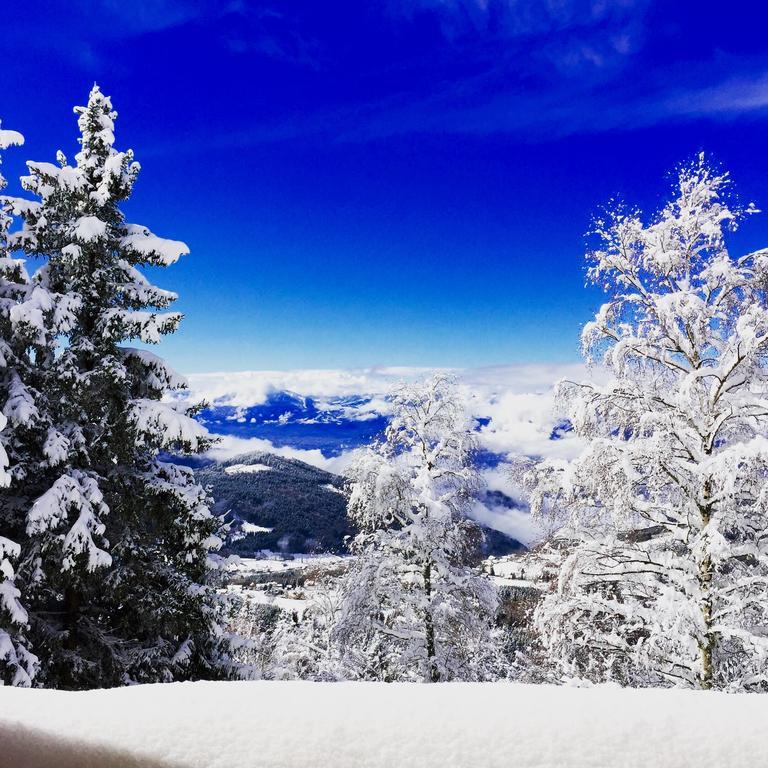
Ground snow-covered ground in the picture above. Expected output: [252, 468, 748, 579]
[229, 553, 348, 576]
[225, 553, 351, 618]
[228, 583, 310, 617]
[1, 681, 766, 768]
[224, 462, 273, 475]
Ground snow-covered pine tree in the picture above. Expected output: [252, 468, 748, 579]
[8, 86, 235, 688]
[527, 156, 768, 690]
[333, 374, 498, 682]
[0, 123, 40, 686]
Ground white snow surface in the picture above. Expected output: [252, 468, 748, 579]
[228, 585, 309, 617]
[230, 554, 348, 574]
[72, 215, 107, 242]
[240, 522, 273, 534]
[224, 462, 272, 475]
[0, 681, 766, 768]
[120, 224, 190, 266]
[0, 129, 24, 149]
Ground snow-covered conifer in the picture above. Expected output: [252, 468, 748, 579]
[8, 87, 235, 687]
[333, 374, 498, 682]
[0, 124, 39, 686]
[527, 156, 768, 690]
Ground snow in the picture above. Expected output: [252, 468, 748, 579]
[0, 681, 766, 768]
[0, 542, 27, 625]
[123, 348, 188, 390]
[0, 128, 24, 149]
[130, 398, 209, 451]
[9, 285, 54, 343]
[42, 428, 69, 466]
[491, 576, 539, 589]
[120, 223, 190, 266]
[72, 215, 106, 242]
[224, 462, 272, 475]
[23, 161, 84, 191]
[240, 522, 273, 534]
[2, 372, 38, 427]
[27, 471, 111, 573]
[229, 585, 309, 617]
[100, 308, 181, 344]
[231, 554, 348, 574]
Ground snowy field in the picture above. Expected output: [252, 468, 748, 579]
[0, 682, 765, 768]
[229, 553, 349, 576]
[226, 553, 352, 619]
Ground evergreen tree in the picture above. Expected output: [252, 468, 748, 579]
[8, 86, 235, 687]
[333, 374, 498, 682]
[527, 157, 768, 690]
[0, 123, 39, 686]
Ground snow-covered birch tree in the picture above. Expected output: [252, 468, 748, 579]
[527, 156, 768, 690]
[270, 576, 344, 681]
[7, 86, 235, 687]
[333, 374, 498, 682]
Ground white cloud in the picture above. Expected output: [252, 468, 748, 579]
[206, 434, 362, 476]
[471, 499, 543, 546]
[186, 362, 592, 405]
[188, 362, 605, 464]
[471, 466, 544, 545]
[388, 0, 648, 45]
[659, 73, 768, 119]
[185, 366, 433, 408]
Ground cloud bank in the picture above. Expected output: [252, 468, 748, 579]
[184, 363, 605, 545]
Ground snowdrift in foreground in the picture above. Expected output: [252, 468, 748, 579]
[0, 681, 765, 768]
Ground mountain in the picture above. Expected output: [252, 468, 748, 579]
[197, 450, 524, 556]
[197, 451, 352, 554]
[197, 391, 388, 455]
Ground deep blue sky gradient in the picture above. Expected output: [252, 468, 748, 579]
[3, 1, 768, 372]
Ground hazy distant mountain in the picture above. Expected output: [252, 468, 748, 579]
[197, 391, 388, 454]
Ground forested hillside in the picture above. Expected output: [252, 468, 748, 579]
[198, 452, 351, 554]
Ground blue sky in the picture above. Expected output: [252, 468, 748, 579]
[3, 1, 768, 373]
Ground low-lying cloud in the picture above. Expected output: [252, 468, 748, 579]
[185, 363, 605, 545]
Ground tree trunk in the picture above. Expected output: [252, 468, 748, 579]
[698, 477, 714, 690]
[423, 560, 439, 682]
[699, 551, 714, 689]
[64, 587, 80, 650]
